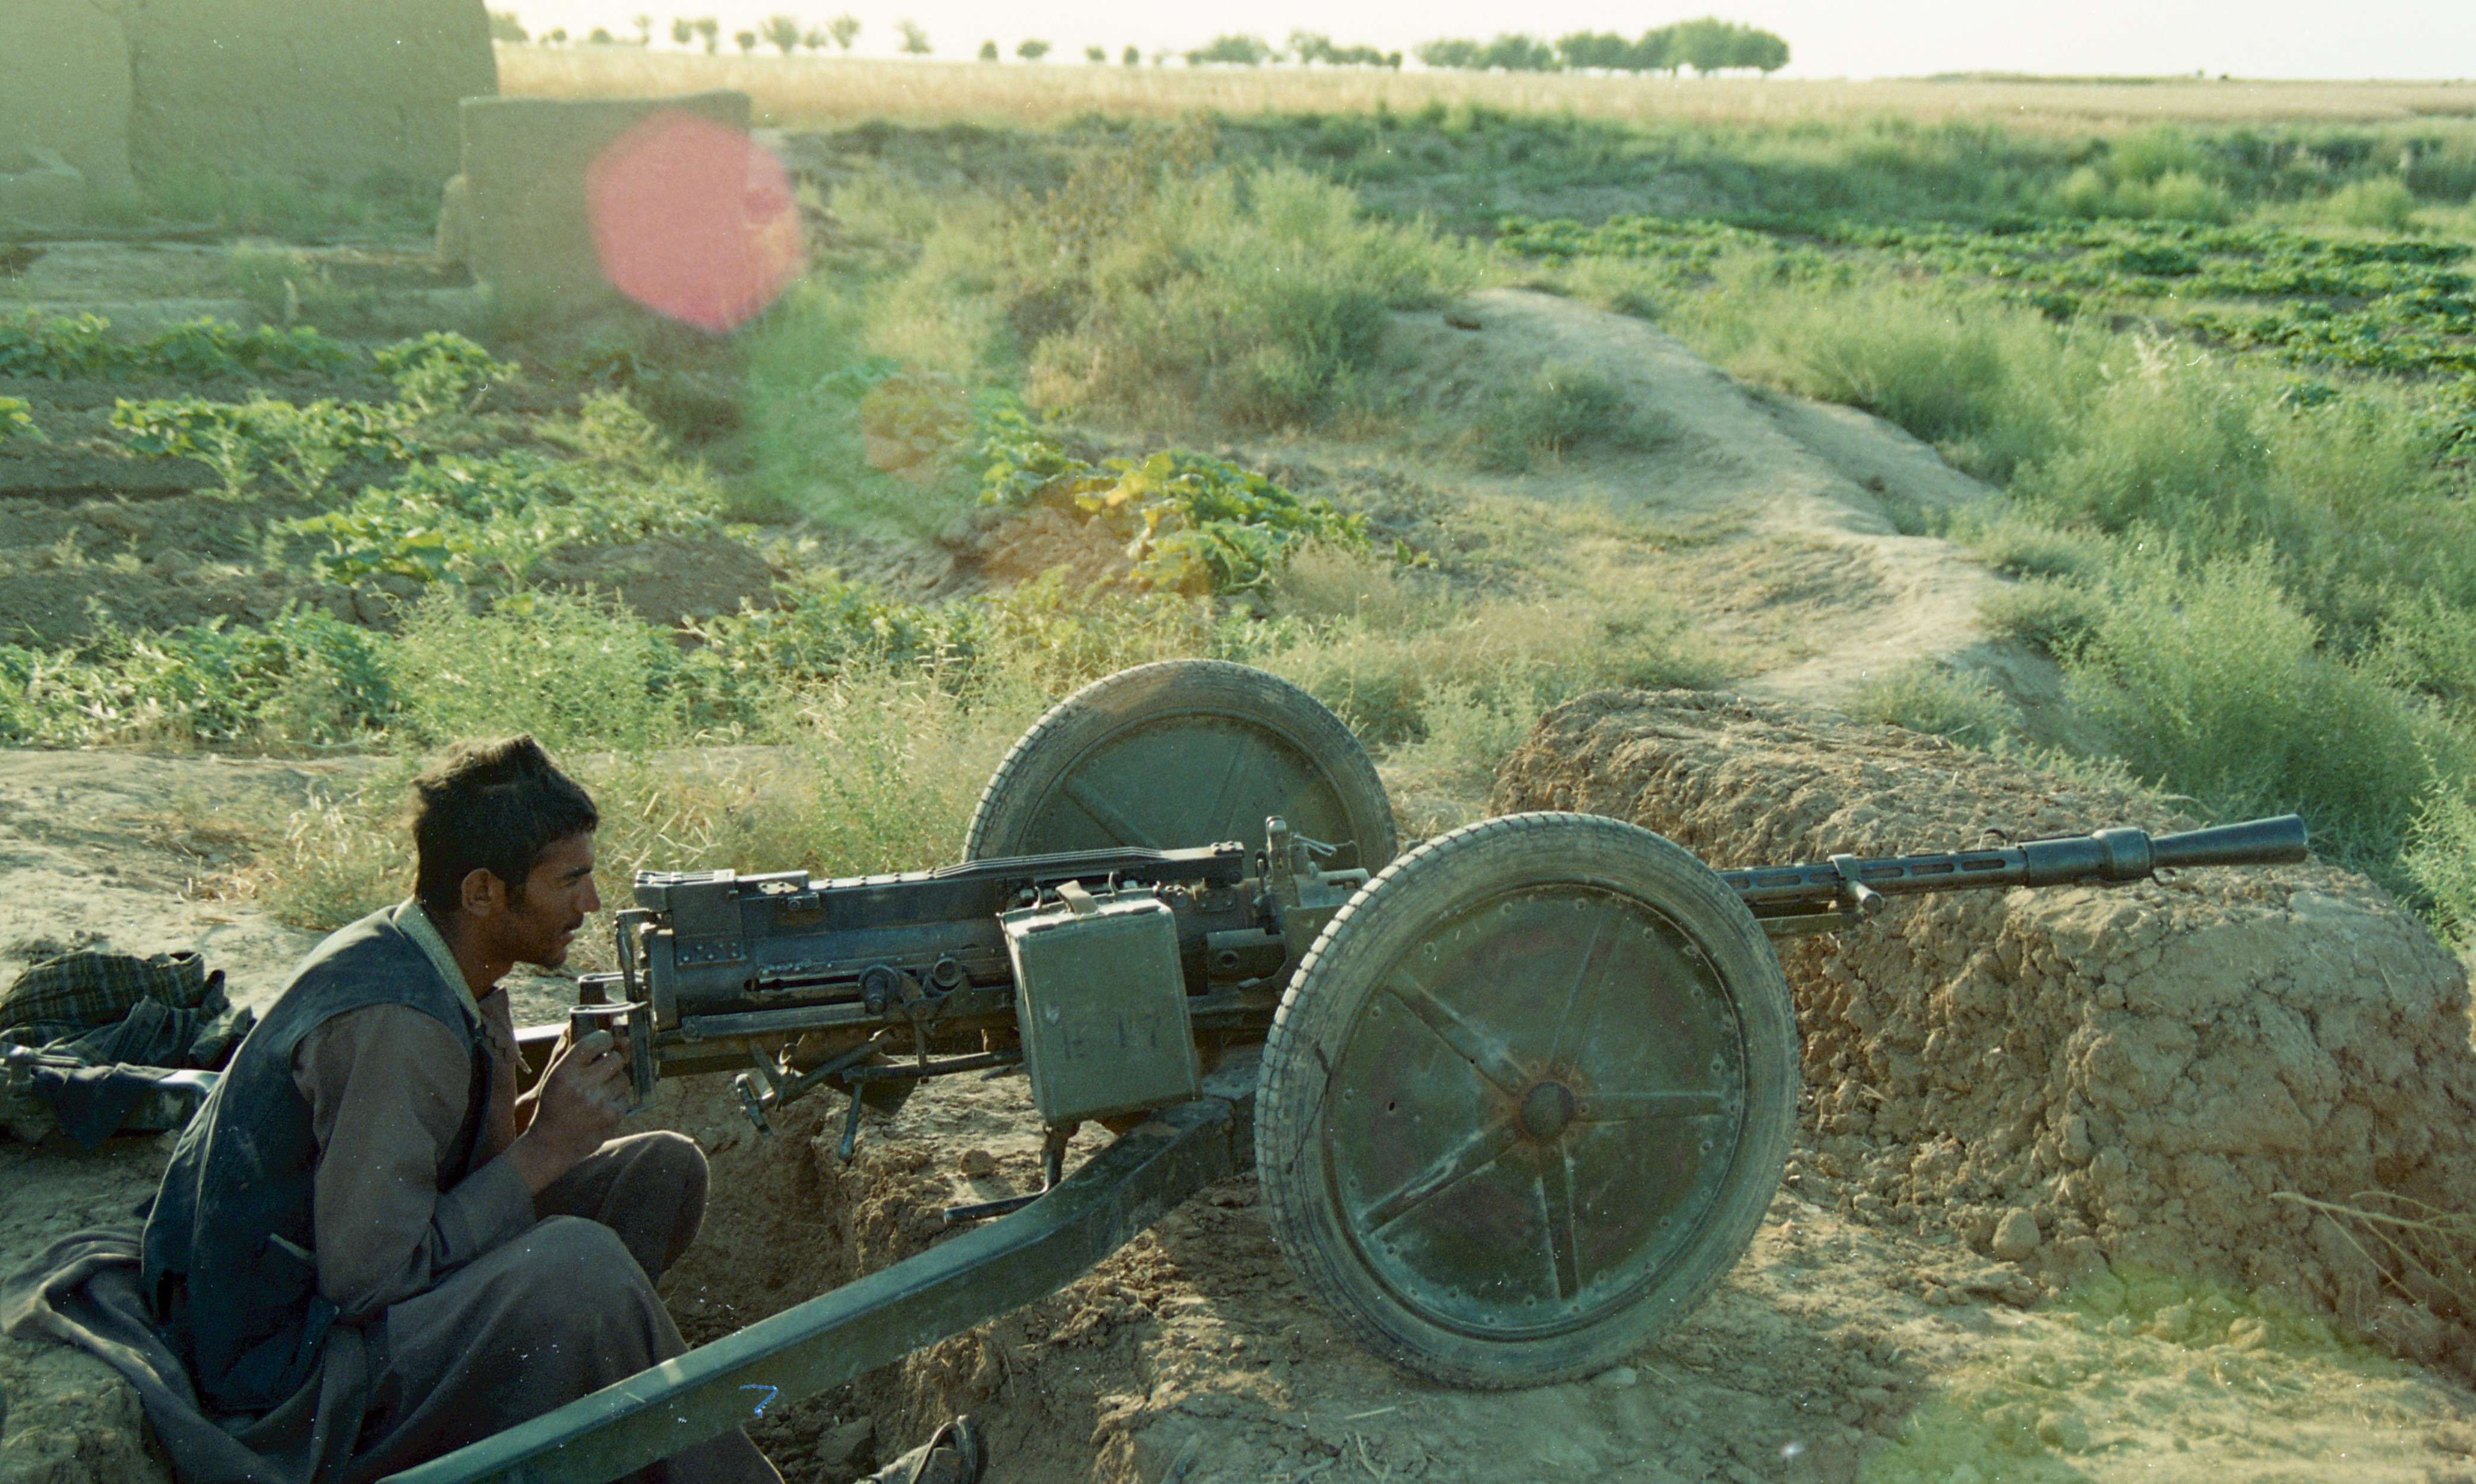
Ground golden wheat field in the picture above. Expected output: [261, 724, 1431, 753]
[495, 44, 2476, 134]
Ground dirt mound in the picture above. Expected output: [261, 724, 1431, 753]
[1370, 289, 2051, 717]
[659, 1071, 1920, 1484]
[1495, 688, 2476, 1357]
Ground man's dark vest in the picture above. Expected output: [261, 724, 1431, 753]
[140, 906, 491, 1415]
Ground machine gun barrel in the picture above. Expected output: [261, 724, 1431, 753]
[1716, 814, 2307, 928]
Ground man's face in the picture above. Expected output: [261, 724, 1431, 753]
[497, 833, 602, 970]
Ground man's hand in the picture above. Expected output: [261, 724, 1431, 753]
[502, 1029, 630, 1195]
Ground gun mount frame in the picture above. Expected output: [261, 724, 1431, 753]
[380, 660, 2309, 1484]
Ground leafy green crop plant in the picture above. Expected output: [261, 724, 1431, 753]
[289, 397, 724, 587]
[112, 395, 407, 499]
[0, 314, 358, 381]
[0, 398, 39, 447]
[975, 398, 1367, 594]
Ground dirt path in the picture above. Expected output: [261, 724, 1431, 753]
[1355, 287, 2054, 723]
[5, 289, 2474, 1484]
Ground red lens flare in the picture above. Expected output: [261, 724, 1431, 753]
[585, 110, 804, 332]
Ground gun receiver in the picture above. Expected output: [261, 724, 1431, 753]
[581, 817, 1370, 1146]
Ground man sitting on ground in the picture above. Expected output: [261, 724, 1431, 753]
[6, 736, 978, 1484]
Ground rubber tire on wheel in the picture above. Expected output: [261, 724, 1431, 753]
[962, 660, 1397, 872]
[1254, 812, 1797, 1388]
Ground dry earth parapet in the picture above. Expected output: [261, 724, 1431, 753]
[1493, 688, 2476, 1363]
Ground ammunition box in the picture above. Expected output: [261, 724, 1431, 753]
[1001, 888, 1199, 1126]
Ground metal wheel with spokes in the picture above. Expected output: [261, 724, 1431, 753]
[1254, 812, 1798, 1387]
[962, 659, 1397, 872]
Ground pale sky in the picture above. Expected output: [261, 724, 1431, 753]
[501, 0, 2476, 80]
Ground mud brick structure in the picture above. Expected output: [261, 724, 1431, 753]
[0, 0, 494, 225]
[434, 90, 753, 318]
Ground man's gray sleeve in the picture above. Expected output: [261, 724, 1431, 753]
[293, 1005, 536, 1320]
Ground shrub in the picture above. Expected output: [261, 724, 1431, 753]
[2011, 339, 2265, 533]
[0, 608, 393, 748]
[1671, 269, 2085, 483]
[2322, 176, 2419, 232]
[673, 571, 979, 727]
[1978, 578, 2102, 659]
[387, 588, 688, 753]
[253, 670, 1034, 932]
[1848, 663, 2019, 751]
[1535, 256, 1671, 321]
[2060, 545, 2447, 889]
[1020, 160, 1490, 428]
[736, 285, 982, 536]
[963, 567, 1258, 701]
[2133, 171, 2237, 224]
[2108, 126, 2207, 186]
[1469, 363, 1660, 472]
[1258, 555, 1719, 779]
[2371, 590, 2476, 724]
[2404, 783, 2476, 949]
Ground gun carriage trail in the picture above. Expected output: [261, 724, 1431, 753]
[3, 261, 2474, 1484]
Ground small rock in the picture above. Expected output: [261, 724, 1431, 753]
[816, 1417, 874, 1469]
[959, 1147, 996, 1178]
[2060, 1115, 2094, 1165]
[2035, 1412, 2090, 1453]
[1591, 1364, 1639, 1388]
[1989, 1208, 2041, 1261]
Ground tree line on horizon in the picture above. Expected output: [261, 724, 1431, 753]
[1419, 20, 1788, 75]
[488, 11, 1787, 73]
[490, 11, 918, 55]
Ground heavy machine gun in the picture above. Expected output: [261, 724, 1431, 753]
[394, 659, 2308, 1484]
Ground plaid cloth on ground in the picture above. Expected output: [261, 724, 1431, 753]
[0, 950, 225, 1045]
[2, 951, 246, 1144]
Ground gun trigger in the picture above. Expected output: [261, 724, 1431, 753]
[731, 1071, 776, 1137]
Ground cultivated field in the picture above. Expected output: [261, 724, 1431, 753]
[498, 46, 2476, 134]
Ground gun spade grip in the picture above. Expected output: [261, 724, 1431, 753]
[2148, 814, 2309, 871]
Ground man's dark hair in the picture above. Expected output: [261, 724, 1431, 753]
[410, 736, 599, 919]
